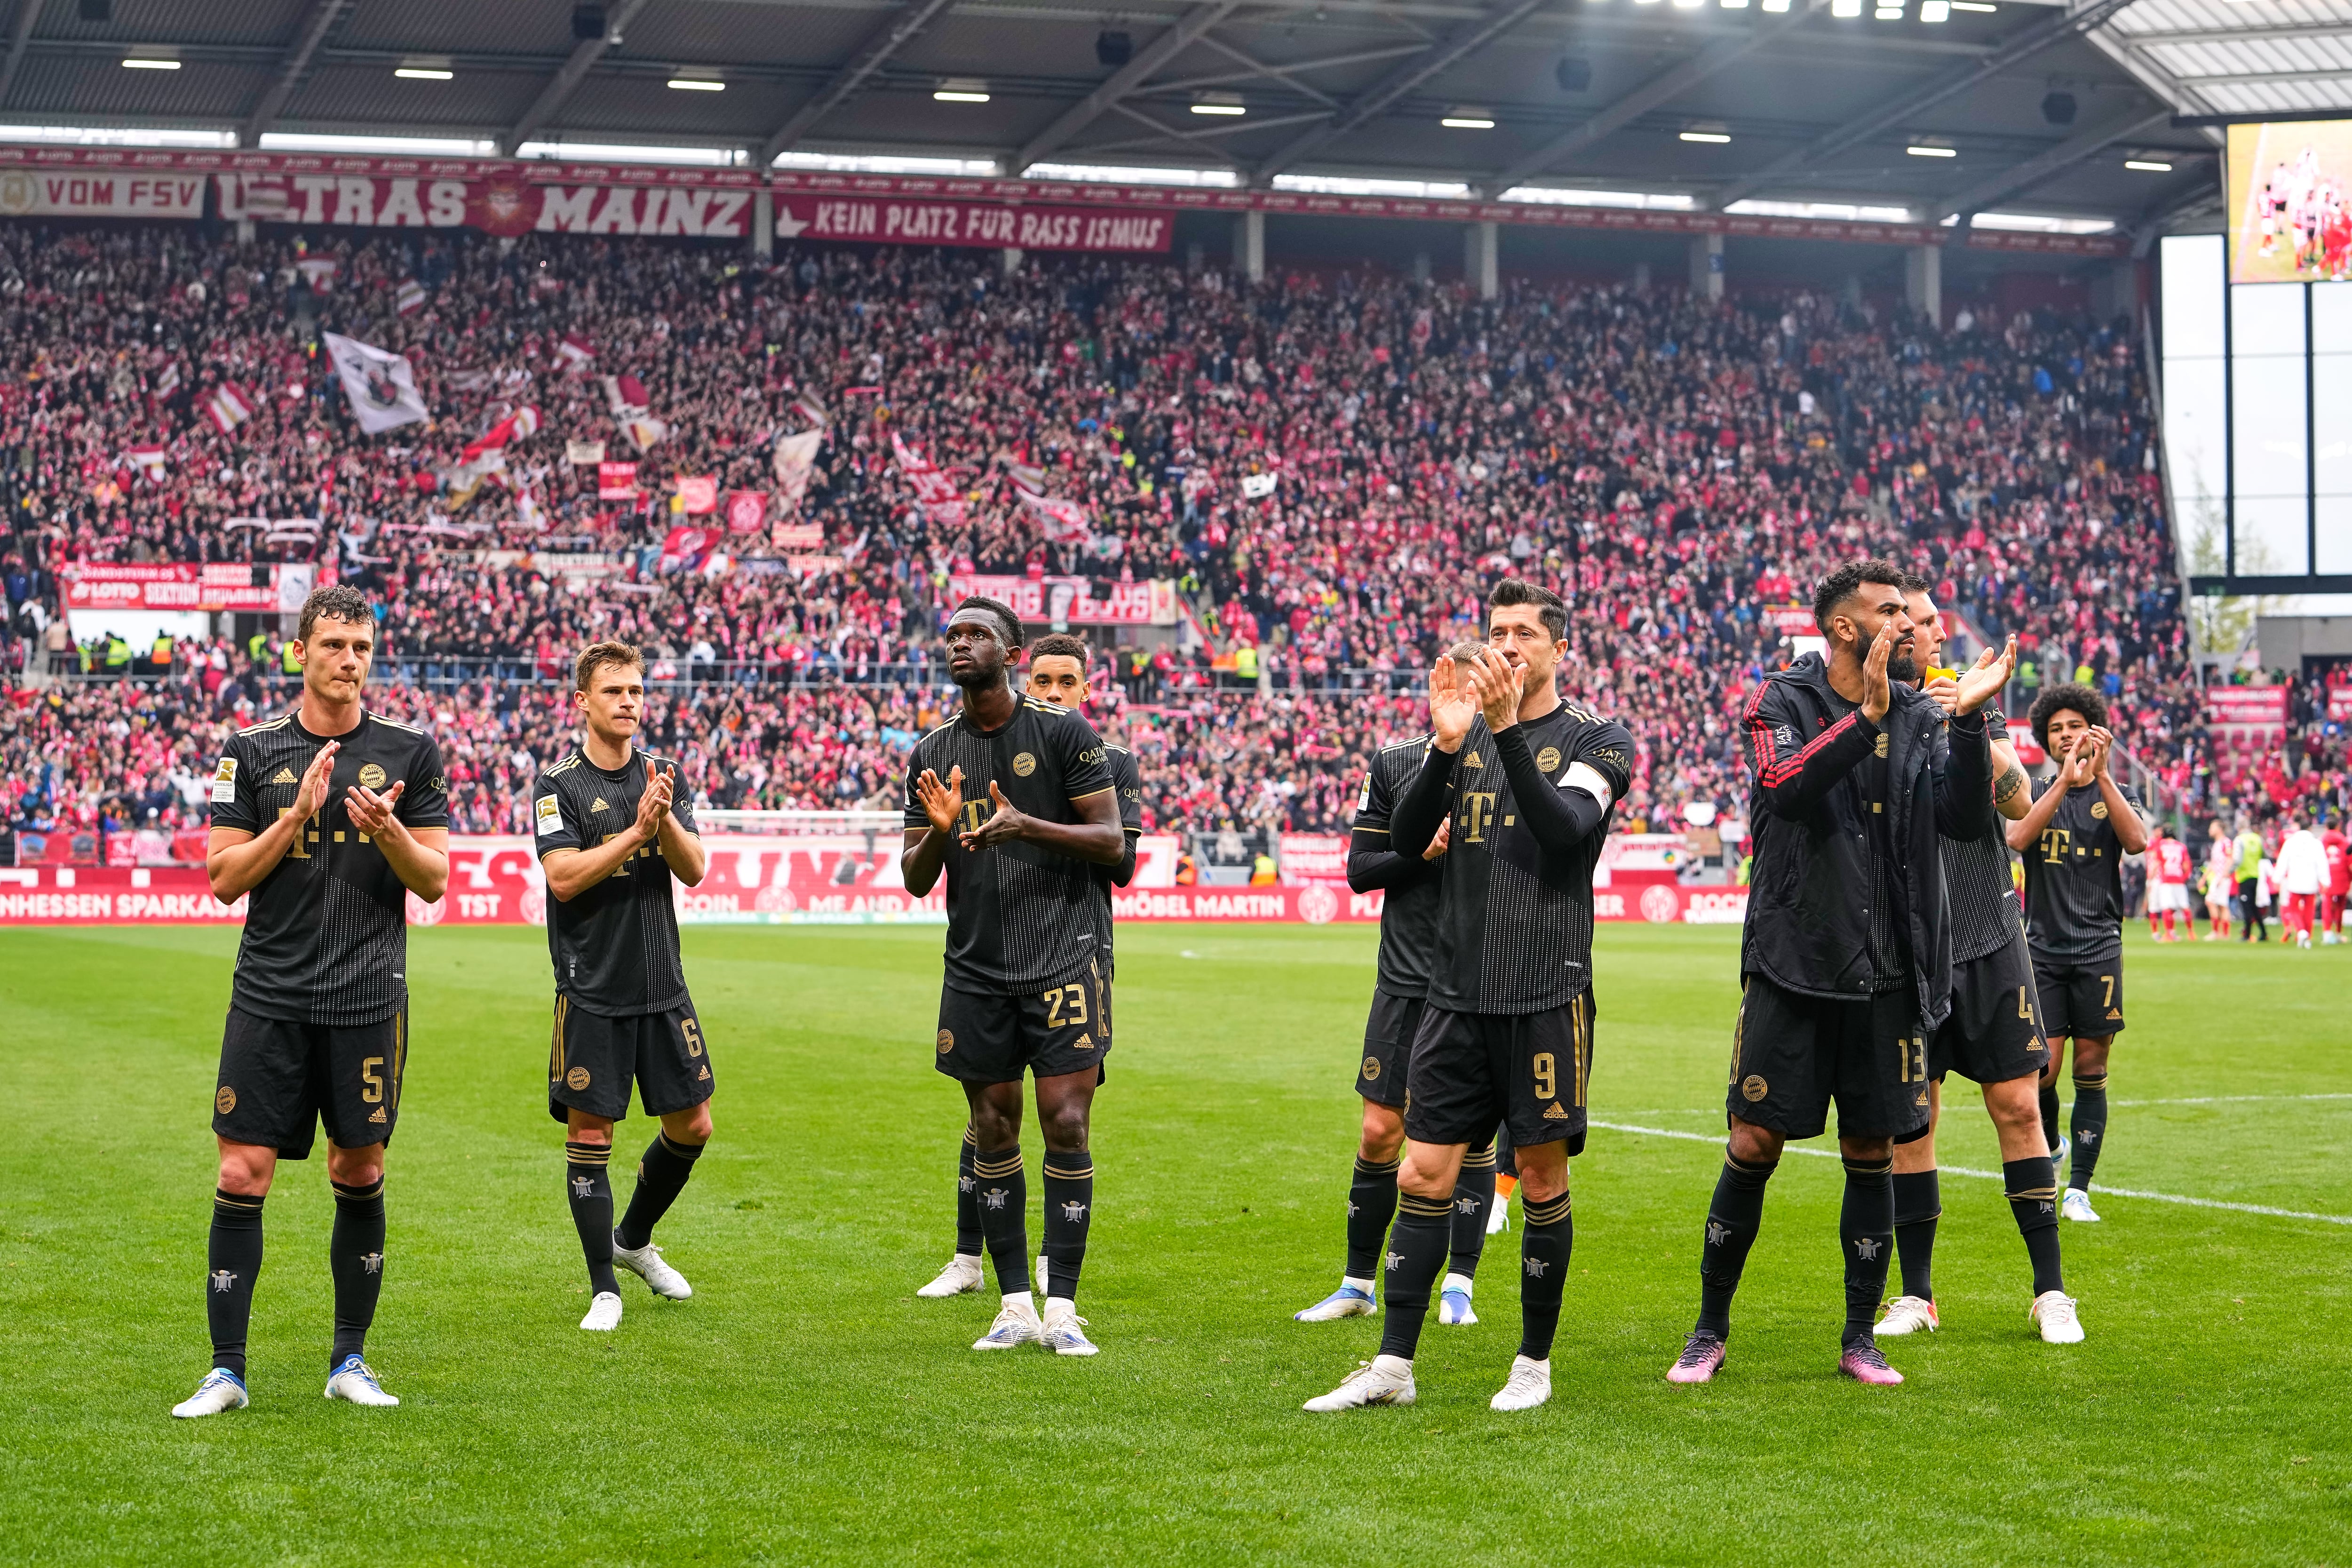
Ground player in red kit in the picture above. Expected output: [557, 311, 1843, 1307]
[2146, 825, 2193, 942]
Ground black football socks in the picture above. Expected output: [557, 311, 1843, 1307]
[1375, 1191, 1454, 1361]
[328, 1177, 386, 1370]
[2040, 1080, 2062, 1154]
[972, 1146, 1029, 1297]
[955, 1123, 982, 1258]
[1695, 1151, 1776, 1338]
[1449, 1142, 1496, 1278]
[564, 1140, 620, 1296]
[1518, 1189, 1573, 1361]
[1891, 1169, 1940, 1303]
[2003, 1155, 2066, 1296]
[1041, 1148, 1094, 1301]
[1840, 1154, 1895, 1348]
[616, 1131, 703, 1251]
[2068, 1072, 2109, 1192]
[1344, 1154, 1400, 1282]
[207, 1189, 265, 1379]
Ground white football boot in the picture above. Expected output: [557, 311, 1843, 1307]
[973, 1295, 1043, 1351]
[1293, 1279, 1378, 1321]
[2060, 1189, 2102, 1223]
[611, 1234, 691, 1299]
[170, 1368, 248, 1419]
[1875, 1295, 1940, 1336]
[323, 1356, 399, 1407]
[1040, 1298, 1099, 1356]
[1437, 1272, 1479, 1326]
[916, 1254, 985, 1298]
[580, 1290, 624, 1331]
[2031, 1291, 2085, 1344]
[1302, 1355, 1416, 1412]
[1489, 1354, 1552, 1412]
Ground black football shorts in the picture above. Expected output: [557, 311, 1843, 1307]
[2030, 955, 2125, 1040]
[1931, 935, 2049, 1086]
[1727, 975, 1929, 1141]
[1401, 990, 1594, 1153]
[1356, 988, 1422, 1108]
[934, 960, 1111, 1085]
[548, 995, 714, 1123]
[213, 1006, 408, 1160]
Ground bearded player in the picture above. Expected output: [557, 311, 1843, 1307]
[1876, 578, 2081, 1346]
[173, 586, 449, 1418]
[903, 599, 1125, 1356]
[917, 632, 1141, 1303]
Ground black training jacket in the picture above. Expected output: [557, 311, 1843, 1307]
[1738, 651, 1994, 1029]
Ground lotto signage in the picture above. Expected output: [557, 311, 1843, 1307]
[62, 561, 316, 613]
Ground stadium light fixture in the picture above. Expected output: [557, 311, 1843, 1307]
[934, 80, 991, 103]
[2125, 159, 2173, 173]
[120, 57, 181, 71]
[1679, 130, 1732, 144]
[1191, 94, 1246, 116]
[1721, 0, 1751, 9]
[1950, 1, 1995, 9]
[1920, 0, 1949, 18]
[667, 77, 725, 92]
[1762, 0, 1792, 10]
[395, 59, 455, 81]
[1907, 144, 1957, 157]
[1442, 107, 1496, 129]
[1831, 0, 1862, 16]
[1875, 4, 1905, 17]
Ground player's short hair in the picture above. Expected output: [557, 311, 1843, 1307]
[1811, 558, 1907, 633]
[1487, 578, 1566, 641]
[2029, 682, 2108, 747]
[1028, 632, 1089, 665]
[574, 639, 645, 692]
[953, 595, 1024, 650]
[296, 584, 373, 642]
[1897, 568, 1932, 595]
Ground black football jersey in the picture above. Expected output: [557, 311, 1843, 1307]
[1426, 703, 1634, 1015]
[1941, 702, 2023, 963]
[2022, 776, 2143, 963]
[208, 710, 449, 1026]
[1355, 734, 1443, 999]
[1094, 743, 1144, 952]
[532, 746, 698, 1015]
[902, 695, 1117, 995]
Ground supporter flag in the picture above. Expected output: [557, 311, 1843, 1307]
[597, 461, 639, 499]
[446, 405, 540, 506]
[789, 391, 828, 430]
[724, 490, 767, 535]
[395, 278, 428, 317]
[621, 414, 667, 454]
[659, 525, 718, 573]
[152, 361, 181, 403]
[566, 439, 606, 465]
[771, 521, 823, 549]
[1240, 472, 1277, 499]
[294, 255, 339, 294]
[602, 374, 651, 414]
[1015, 488, 1090, 544]
[890, 432, 966, 525]
[121, 444, 167, 480]
[772, 429, 823, 513]
[1003, 460, 1049, 496]
[676, 475, 718, 515]
[205, 382, 255, 434]
[321, 332, 429, 435]
[554, 331, 595, 371]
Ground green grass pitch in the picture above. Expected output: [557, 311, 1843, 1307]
[2, 922, 2348, 1565]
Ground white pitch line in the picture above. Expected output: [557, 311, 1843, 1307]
[1589, 1121, 2352, 1227]
[2107, 1092, 2352, 1108]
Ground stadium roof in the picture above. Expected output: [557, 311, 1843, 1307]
[0, 0, 2332, 243]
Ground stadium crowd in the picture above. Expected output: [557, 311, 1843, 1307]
[1, 222, 2344, 855]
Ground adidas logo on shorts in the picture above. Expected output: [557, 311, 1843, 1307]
[1543, 1102, 1568, 1120]
[369, 1106, 387, 1123]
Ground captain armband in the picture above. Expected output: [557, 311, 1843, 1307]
[1561, 761, 1614, 808]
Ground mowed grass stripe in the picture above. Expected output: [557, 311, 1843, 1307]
[0, 923, 2346, 1566]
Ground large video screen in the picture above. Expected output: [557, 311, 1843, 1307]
[2227, 119, 2352, 285]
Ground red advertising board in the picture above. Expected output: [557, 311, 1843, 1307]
[2331, 686, 2352, 722]
[0, 843, 1748, 926]
[946, 573, 1168, 626]
[2204, 686, 2288, 726]
[63, 561, 317, 613]
[1278, 834, 1350, 881]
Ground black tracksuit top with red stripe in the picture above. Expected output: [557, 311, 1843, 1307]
[1738, 651, 1995, 1029]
